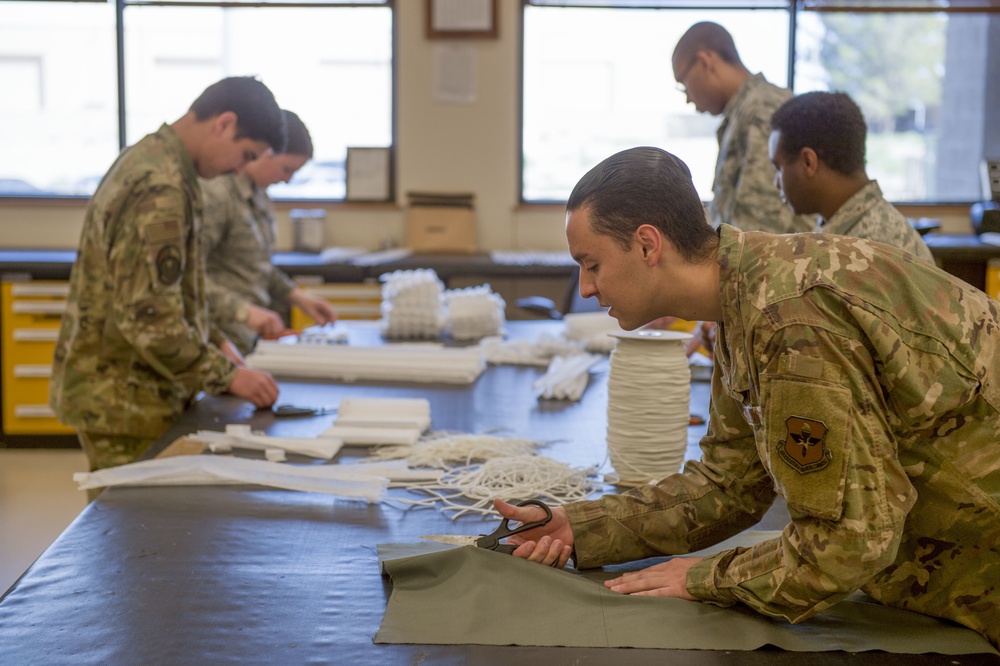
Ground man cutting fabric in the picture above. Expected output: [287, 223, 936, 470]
[498, 146, 1000, 648]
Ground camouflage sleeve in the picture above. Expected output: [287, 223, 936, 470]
[199, 181, 251, 323]
[566, 368, 777, 568]
[728, 122, 814, 234]
[266, 264, 297, 307]
[685, 324, 919, 623]
[109, 183, 237, 395]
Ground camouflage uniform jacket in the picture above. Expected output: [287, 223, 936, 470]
[199, 172, 296, 354]
[817, 180, 934, 264]
[50, 124, 238, 438]
[566, 225, 1000, 645]
[711, 73, 814, 234]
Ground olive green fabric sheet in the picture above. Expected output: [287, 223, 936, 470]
[376, 542, 997, 653]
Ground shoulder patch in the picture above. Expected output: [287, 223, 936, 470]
[156, 244, 183, 285]
[777, 416, 832, 474]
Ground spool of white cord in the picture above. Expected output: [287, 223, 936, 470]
[606, 329, 691, 487]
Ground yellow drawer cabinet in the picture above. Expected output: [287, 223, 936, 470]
[1, 281, 75, 435]
[289, 282, 382, 330]
[987, 258, 1000, 301]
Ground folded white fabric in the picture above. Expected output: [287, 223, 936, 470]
[336, 397, 432, 432]
[321, 424, 422, 446]
[247, 341, 485, 384]
[72, 455, 402, 501]
[533, 353, 603, 401]
[192, 424, 344, 459]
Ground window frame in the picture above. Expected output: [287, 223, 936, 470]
[0, 0, 396, 204]
[519, 0, 1000, 206]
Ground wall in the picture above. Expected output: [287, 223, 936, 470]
[0, 0, 973, 251]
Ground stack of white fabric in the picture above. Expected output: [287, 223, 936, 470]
[193, 424, 344, 460]
[444, 284, 506, 341]
[380, 269, 446, 339]
[247, 341, 485, 384]
[323, 397, 432, 446]
[335, 397, 432, 431]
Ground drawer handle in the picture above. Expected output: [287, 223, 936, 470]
[13, 364, 52, 378]
[13, 329, 60, 341]
[14, 405, 57, 418]
[12, 301, 67, 315]
[11, 284, 70, 297]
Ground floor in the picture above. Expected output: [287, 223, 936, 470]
[0, 447, 89, 595]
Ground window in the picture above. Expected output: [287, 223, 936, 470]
[0, 3, 118, 197]
[522, 0, 1000, 204]
[0, 0, 393, 201]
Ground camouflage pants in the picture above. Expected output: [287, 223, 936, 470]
[77, 431, 156, 502]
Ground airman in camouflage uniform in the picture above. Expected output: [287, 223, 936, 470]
[50, 77, 285, 476]
[200, 110, 335, 355]
[200, 171, 298, 354]
[817, 180, 933, 262]
[672, 22, 814, 234]
[499, 147, 999, 648]
[769, 91, 933, 263]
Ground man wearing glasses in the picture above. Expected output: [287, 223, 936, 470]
[672, 21, 814, 234]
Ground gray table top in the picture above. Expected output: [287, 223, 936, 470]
[0, 322, 992, 665]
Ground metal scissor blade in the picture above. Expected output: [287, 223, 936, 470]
[420, 534, 479, 546]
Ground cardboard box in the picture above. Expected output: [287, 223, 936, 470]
[405, 193, 477, 253]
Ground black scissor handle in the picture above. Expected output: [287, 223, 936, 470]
[476, 499, 553, 552]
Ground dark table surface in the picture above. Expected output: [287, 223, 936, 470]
[0, 322, 995, 665]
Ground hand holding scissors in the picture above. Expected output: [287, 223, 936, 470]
[423, 498, 574, 568]
[493, 498, 574, 568]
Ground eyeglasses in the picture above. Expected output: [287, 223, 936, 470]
[674, 56, 699, 94]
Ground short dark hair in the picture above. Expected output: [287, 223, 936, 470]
[770, 91, 867, 176]
[567, 147, 716, 263]
[282, 110, 313, 159]
[673, 22, 742, 69]
[189, 76, 286, 153]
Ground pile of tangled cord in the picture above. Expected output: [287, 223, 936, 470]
[374, 432, 600, 518]
[365, 431, 540, 468]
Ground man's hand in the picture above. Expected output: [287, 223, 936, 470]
[603, 557, 702, 599]
[291, 289, 337, 326]
[246, 305, 285, 338]
[494, 498, 574, 569]
[642, 318, 716, 359]
[686, 321, 716, 359]
[227, 368, 279, 408]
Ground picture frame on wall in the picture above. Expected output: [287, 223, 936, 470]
[426, 0, 497, 40]
[345, 147, 392, 202]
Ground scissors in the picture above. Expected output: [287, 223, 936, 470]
[421, 499, 553, 555]
[272, 404, 337, 418]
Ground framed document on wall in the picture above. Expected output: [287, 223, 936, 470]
[345, 147, 392, 202]
[426, 0, 497, 40]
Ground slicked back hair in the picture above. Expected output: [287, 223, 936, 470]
[771, 91, 867, 176]
[190, 76, 286, 154]
[567, 147, 716, 263]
